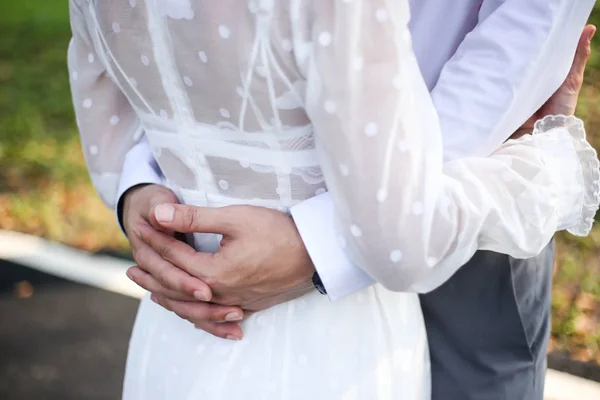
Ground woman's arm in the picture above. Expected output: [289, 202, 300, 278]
[68, 0, 144, 209]
[303, 0, 599, 292]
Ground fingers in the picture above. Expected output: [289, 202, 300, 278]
[152, 295, 244, 322]
[539, 24, 596, 118]
[151, 203, 239, 235]
[193, 321, 244, 341]
[151, 295, 245, 340]
[135, 222, 217, 279]
[569, 25, 595, 83]
[146, 187, 180, 233]
[130, 231, 212, 301]
[127, 266, 195, 301]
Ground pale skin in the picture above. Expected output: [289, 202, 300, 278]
[124, 26, 596, 341]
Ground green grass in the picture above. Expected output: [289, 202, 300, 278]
[1, 0, 599, 363]
[0, 0, 127, 250]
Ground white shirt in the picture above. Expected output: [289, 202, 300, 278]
[74, 0, 598, 300]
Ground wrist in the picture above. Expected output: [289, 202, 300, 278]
[119, 183, 160, 236]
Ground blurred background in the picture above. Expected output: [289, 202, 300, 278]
[1, 0, 600, 398]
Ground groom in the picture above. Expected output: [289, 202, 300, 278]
[119, 1, 595, 399]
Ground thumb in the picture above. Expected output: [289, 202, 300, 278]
[151, 204, 238, 235]
[146, 188, 179, 233]
[568, 25, 595, 83]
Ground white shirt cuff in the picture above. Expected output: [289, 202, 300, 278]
[290, 193, 375, 301]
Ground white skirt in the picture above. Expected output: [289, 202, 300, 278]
[122, 284, 430, 400]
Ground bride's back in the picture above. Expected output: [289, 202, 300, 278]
[72, 4, 432, 399]
[79, 0, 325, 210]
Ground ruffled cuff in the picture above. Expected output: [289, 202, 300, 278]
[532, 115, 600, 237]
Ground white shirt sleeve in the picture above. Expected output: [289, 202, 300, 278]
[292, 0, 598, 299]
[438, 0, 596, 162]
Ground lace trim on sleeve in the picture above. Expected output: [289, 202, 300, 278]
[533, 115, 600, 237]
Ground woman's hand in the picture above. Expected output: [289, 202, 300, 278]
[511, 25, 595, 140]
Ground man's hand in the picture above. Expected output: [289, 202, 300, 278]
[123, 184, 247, 340]
[135, 204, 315, 309]
[511, 25, 595, 139]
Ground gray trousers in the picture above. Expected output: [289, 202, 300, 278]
[421, 239, 555, 400]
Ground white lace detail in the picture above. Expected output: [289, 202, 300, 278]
[68, 1, 597, 398]
[533, 115, 600, 236]
[156, 0, 194, 20]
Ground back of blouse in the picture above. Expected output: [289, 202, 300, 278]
[70, 0, 595, 293]
[68, 0, 340, 211]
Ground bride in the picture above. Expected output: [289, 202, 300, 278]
[68, 0, 598, 398]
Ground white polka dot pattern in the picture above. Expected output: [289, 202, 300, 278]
[390, 250, 403, 263]
[376, 8, 389, 22]
[219, 180, 229, 190]
[364, 122, 378, 137]
[219, 108, 230, 119]
[412, 201, 424, 215]
[318, 31, 332, 47]
[69, 2, 598, 398]
[352, 57, 364, 71]
[377, 188, 388, 203]
[324, 100, 337, 114]
[219, 25, 230, 39]
[350, 224, 362, 237]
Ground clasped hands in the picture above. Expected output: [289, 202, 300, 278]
[125, 194, 315, 341]
[124, 25, 595, 341]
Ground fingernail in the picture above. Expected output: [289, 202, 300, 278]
[224, 312, 243, 322]
[155, 204, 175, 223]
[126, 270, 133, 280]
[194, 290, 210, 302]
[150, 294, 158, 303]
[226, 335, 241, 341]
[590, 28, 596, 41]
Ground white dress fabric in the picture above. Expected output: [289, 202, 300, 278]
[68, 0, 599, 399]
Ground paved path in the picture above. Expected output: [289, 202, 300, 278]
[545, 369, 600, 400]
[0, 259, 139, 400]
